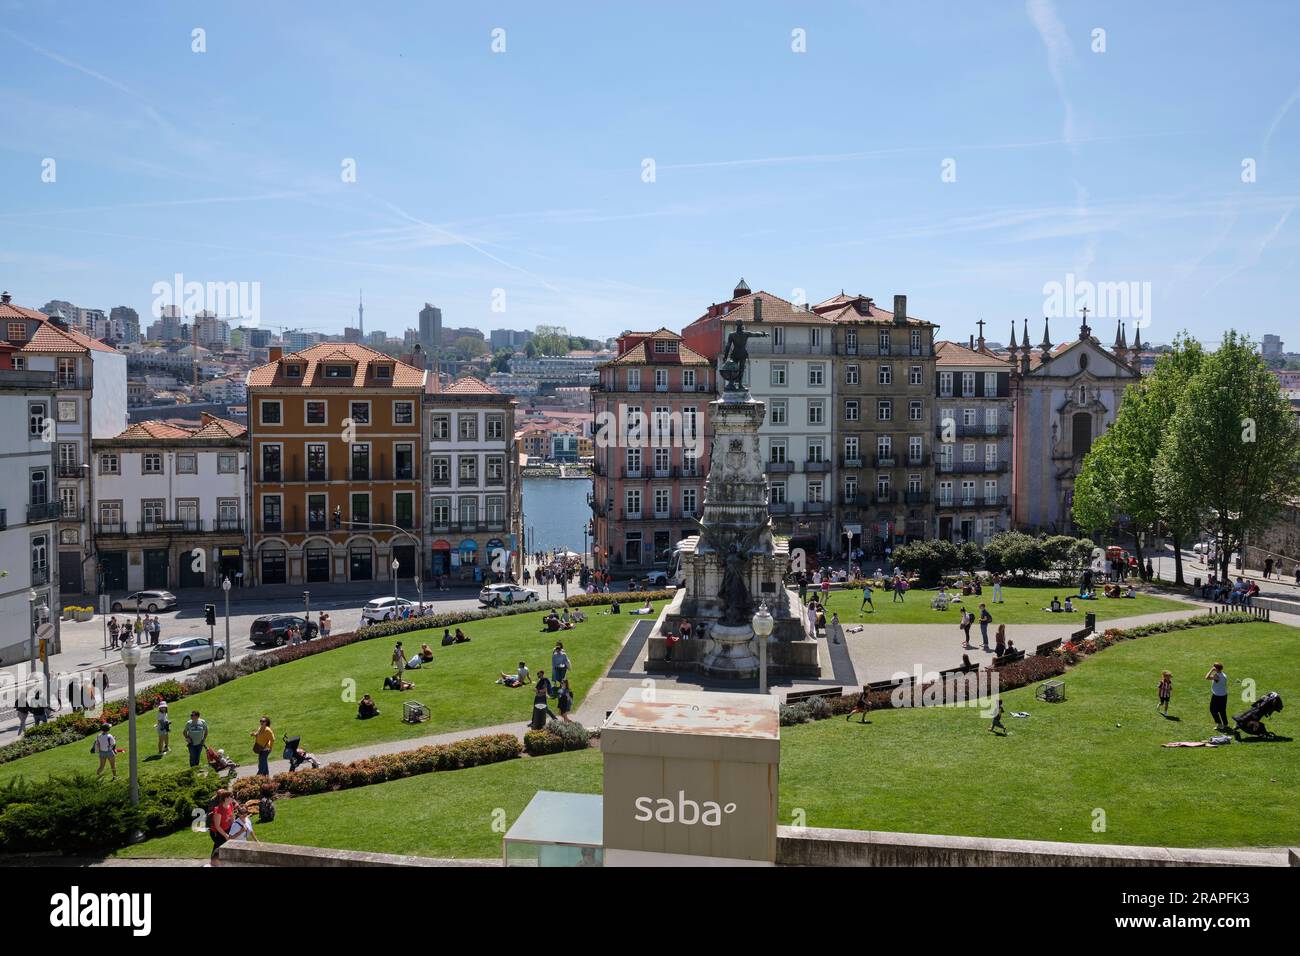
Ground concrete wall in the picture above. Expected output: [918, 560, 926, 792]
[776, 826, 1296, 867]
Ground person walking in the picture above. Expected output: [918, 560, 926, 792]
[133, 616, 144, 642]
[797, 571, 808, 606]
[846, 687, 871, 723]
[319, 612, 331, 639]
[551, 642, 571, 692]
[1157, 670, 1173, 716]
[820, 574, 831, 607]
[959, 608, 973, 648]
[1205, 662, 1230, 731]
[988, 695, 1007, 735]
[391, 642, 406, 671]
[183, 710, 209, 767]
[207, 789, 235, 865]
[557, 679, 574, 722]
[151, 615, 162, 646]
[828, 611, 843, 645]
[978, 603, 992, 651]
[92, 722, 118, 779]
[250, 716, 275, 776]
[1263, 557, 1274, 580]
[991, 573, 1004, 604]
[860, 582, 874, 613]
[156, 701, 171, 754]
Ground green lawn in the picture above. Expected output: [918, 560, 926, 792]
[1, 604, 658, 786]
[781, 621, 1299, 848]
[116, 749, 604, 860]
[120, 620, 1299, 859]
[818, 583, 1190, 625]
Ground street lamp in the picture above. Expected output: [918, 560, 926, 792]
[752, 602, 774, 696]
[221, 575, 231, 662]
[119, 640, 143, 810]
[392, 557, 400, 602]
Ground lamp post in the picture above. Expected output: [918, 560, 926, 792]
[303, 591, 311, 631]
[27, 589, 37, 681]
[222, 575, 231, 662]
[392, 557, 400, 602]
[752, 602, 774, 696]
[119, 640, 142, 809]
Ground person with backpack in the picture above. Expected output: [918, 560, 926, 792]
[92, 722, 118, 779]
[207, 789, 235, 865]
[978, 604, 992, 651]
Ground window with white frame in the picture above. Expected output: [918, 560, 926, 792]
[961, 372, 976, 397]
[654, 368, 668, 390]
[625, 447, 642, 475]
[176, 453, 197, 474]
[769, 481, 786, 504]
[910, 365, 923, 386]
[100, 452, 119, 475]
[962, 443, 976, 463]
[627, 368, 641, 391]
[877, 399, 892, 421]
[654, 488, 670, 516]
[769, 440, 787, 463]
[911, 329, 923, 355]
[807, 480, 824, 503]
[844, 400, 859, 422]
[770, 363, 787, 386]
[844, 476, 857, 502]
[909, 400, 923, 421]
[844, 436, 859, 462]
[878, 364, 892, 385]
[486, 416, 505, 440]
[770, 400, 786, 425]
[962, 407, 977, 427]
[682, 369, 696, 390]
[961, 480, 976, 505]
[807, 440, 824, 463]
[682, 487, 698, 514]
[845, 363, 859, 385]
[808, 400, 824, 426]
[909, 436, 923, 463]
[984, 372, 998, 395]
[985, 479, 999, 501]
[809, 327, 822, 348]
[260, 400, 282, 425]
[393, 401, 414, 425]
[938, 371, 953, 397]
[908, 473, 923, 494]
[625, 488, 642, 517]
[143, 453, 163, 475]
[457, 414, 477, 441]
[878, 330, 891, 354]
[938, 480, 953, 504]
[808, 363, 825, 387]
[985, 443, 999, 467]
[985, 407, 999, 432]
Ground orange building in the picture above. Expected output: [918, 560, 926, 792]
[246, 344, 426, 586]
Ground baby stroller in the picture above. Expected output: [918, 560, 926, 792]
[205, 745, 238, 772]
[1232, 692, 1284, 738]
[282, 735, 320, 771]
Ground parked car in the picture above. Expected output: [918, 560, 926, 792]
[479, 583, 540, 607]
[111, 590, 177, 613]
[149, 636, 225, 669]
[361, 597, 415, 622]
[249, 614, 319, 647]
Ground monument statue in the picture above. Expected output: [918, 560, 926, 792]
[719, 321, 768, 392]
[718, 545, 751, 626]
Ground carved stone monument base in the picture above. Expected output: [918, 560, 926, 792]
[699, 622, 761, 679]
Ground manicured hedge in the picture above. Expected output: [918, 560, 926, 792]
[523, 720, 591, 755]
[564, 590, 673, 608]
[229, 732, 523, 801]
[1054, 611, 1261, 665]
[0, 766, 222, 855]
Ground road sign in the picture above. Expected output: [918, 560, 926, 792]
[36, 623, 55, 642]
[99, 594, 110, 614]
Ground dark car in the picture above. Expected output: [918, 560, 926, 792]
[249, 614, 318, 647]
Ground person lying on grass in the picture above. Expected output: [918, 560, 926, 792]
[383, 672, 415, 691]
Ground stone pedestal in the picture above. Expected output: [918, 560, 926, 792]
[649, 387, 821, 681]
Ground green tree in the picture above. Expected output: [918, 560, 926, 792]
[491, 349, 513, 373]
[1156, 332, 1300, 582]
[524, 340, 536, 358]
[1074, 335, 1205, 583]
[455, 335, 488, 358]
[892, 540, 959, 585]
[982, 531, 1046, 579]
[532, 325, 569, 356]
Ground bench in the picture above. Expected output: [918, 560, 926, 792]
[992, 650, 1026, 668]
[865, 677, 911, 694]
[1035, 637, 1063, 656]
[938, 663, 979, 680]
[785, 687, 842, 705]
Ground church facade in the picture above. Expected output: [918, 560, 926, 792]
[1009, 315, 1142, 533]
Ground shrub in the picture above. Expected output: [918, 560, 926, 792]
[524, 730, 564, 756]
[355, 601, 567, 640]
[805, 695, 832, 720]
[990, 654, 1067, 692]
[231, 733, 523, 801]
[891, 540, 960, 586]
[0, 766, 220, 855]
[564, 590, 673, 608]
[779, 702, 812, 726]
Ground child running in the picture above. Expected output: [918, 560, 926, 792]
[1157, 670, 1172, 716]
[988, 694, 1007, 735]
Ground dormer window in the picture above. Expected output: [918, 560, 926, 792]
[284, 363, 303, 379]
[374, 364, 393, 379]
[652, 339, 678, 354]
[324, 364, 352, 379]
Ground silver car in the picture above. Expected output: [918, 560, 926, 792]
[149, 636, 225, 669]
[112, 590, 178, 613]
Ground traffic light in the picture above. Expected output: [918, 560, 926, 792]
[332, 506, 342, 530]
[204, 604, 216, 626]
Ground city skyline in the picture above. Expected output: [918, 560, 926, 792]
[2, 2, 1298, 345]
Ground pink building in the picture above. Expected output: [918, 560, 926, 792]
[590, 329, 713, 573]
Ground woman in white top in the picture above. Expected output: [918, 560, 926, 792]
[227, 804, 259, 842]
[92, 723, 117, 779]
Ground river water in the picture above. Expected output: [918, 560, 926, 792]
[522, 477, 592, 554]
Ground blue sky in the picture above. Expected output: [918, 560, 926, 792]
[1, 0, 1298, 346]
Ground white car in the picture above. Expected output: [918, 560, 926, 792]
[479, 583, 540, 607]
[111, 589, 178, 613]
[361, 597, 415, 622]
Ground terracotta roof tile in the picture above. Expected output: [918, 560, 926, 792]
[722, 292, 834, 327]
[246, 342, 424, 388]
[108, 414, 246, 442]
[605, 328, 712, 366]
[935, 340, 1011, 367]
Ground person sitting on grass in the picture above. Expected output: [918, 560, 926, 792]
[1125, 584, 1137, 599]
[542, 612, 562, 632]
[1063, 596, 1075, 612]
[441, 629, 455, 646]
[453, 628, 470, 643]
[1047, 596, 1063, 612]
[630, 598, 653, 615]
[420, 643, 435, 663]
[357, 694, 379, 719]
[608, 598, 621, 614]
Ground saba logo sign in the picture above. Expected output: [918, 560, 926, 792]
[634, 791, 737, 827]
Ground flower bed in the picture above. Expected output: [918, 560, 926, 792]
[523, 720, 591, 755]
[229, 732, 522, 801]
